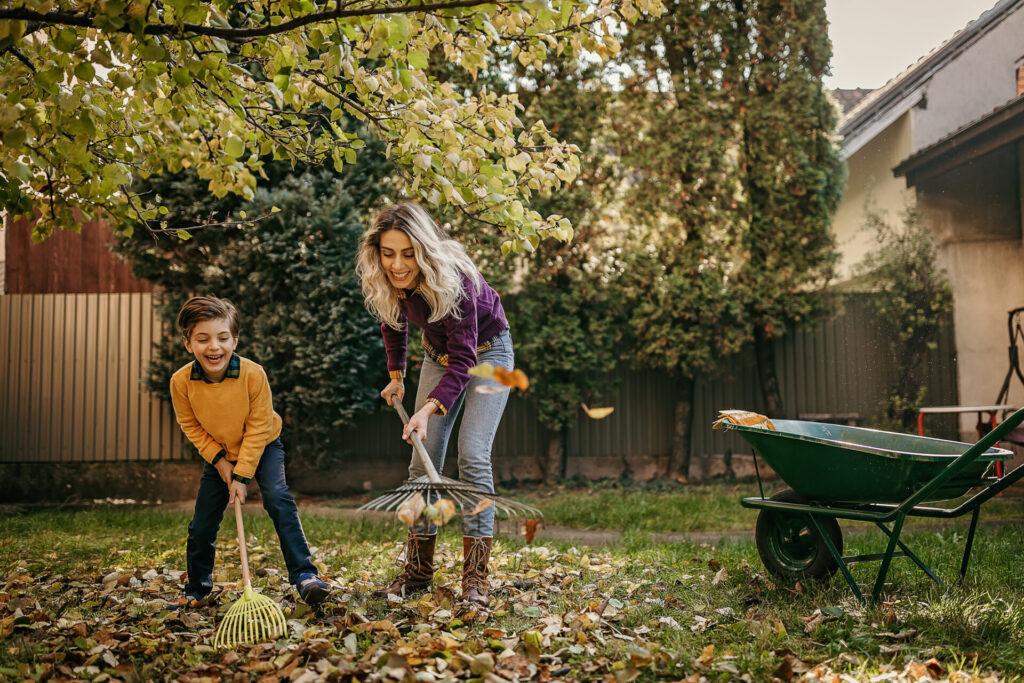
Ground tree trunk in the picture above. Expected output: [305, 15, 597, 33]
[544, 428, 565, 485]
[754, 325, 785, 418]
[667, 376, 695, 481]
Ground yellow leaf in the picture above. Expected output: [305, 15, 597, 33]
[697, 643, 715, 665]
[493, 365, 529, 391]
[468, 498, 493, 516]
[582, 403, 615, 419]
[435, 498, 456, 525]
[468, 362, 495, 379]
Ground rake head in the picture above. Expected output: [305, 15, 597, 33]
[359, 473, 542, 521]
[212, 585, 287, 649]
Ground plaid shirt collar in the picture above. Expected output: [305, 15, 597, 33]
[395, 283, 426, 300]
[190, 353, 241, 383]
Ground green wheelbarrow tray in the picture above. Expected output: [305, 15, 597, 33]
[722, 407, 1024, 603]
[727, 419, 1013, 503]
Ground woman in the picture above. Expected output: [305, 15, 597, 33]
[355, 201, 513, 607]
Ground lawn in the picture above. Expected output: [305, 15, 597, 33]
[2, 484, 1023, 682]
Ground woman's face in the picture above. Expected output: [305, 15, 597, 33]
[379, 229, 421, 290]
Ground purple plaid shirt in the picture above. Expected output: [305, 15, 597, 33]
[382, 271, 508, 412]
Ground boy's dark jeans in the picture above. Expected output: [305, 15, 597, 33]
[185, 438, 315, 596]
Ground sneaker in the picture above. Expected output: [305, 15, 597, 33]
[297, 574, 330, 607]
[176, 590, 209, 610]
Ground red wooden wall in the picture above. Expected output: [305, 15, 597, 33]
[5, 214, 152, 294]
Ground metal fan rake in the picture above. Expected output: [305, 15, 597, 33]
[358, 398, 542, 522]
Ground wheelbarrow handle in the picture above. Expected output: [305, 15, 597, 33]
[390, 396, 443, 484]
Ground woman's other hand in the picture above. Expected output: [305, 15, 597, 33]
[381, 379, 404, 406]
[404, 402, 438, 443]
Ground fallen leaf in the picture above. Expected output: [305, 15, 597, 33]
[696, 643, 715, 666]
[581, 403, 615, 419]
[712, 567, 728, 585]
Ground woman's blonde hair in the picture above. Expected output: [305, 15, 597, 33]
[356, 202, 482, 329]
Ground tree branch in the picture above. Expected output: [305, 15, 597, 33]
[0, 0, 520, 41]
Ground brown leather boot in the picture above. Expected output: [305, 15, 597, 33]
[374, 533, 436, 598]
[461, 536, 492, 607]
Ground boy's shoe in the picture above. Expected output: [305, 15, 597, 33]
[175, 590, 210, 610]
[297, 574, 331, 607]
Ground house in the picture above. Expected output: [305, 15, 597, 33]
[830, 0, 1024, 438]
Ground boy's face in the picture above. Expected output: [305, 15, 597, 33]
[184, 317, 238, 382]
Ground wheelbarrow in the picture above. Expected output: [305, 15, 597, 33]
[719, 407, 1024, 603]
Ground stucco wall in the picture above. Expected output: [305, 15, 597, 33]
[912, 7, 1024, 152]
[917, 142, 1024, 438]
[831, 112, 914, 280]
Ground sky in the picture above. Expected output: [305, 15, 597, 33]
[824, 0, 1001, 90]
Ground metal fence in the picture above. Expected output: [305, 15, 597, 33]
[0, 292, 959, 466]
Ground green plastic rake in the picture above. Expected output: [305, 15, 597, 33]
[212, 499, 287, 648]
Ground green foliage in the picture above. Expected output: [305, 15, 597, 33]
[856, 206, 954, 430]
[0, 0, 662, 249]
[111, 136, 392, 462]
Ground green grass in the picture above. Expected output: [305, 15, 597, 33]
[2, 492, 1024, 681]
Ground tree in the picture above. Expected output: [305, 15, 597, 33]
[111, 129, 393, 463]
[856, 206, 953, 431]
[729, 0, 844, 418]
[0, 0, 661, 249]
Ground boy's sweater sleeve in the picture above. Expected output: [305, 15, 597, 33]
[233, 366, 275, 480]
[170, 374, 224, 464]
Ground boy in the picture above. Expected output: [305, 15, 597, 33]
[170, 295, 330, 608]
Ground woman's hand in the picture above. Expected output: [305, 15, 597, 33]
[381, 379, 405, 406]
[404, 402, 438, 443]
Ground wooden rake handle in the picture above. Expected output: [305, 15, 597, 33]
[233, 498, 252, 589]
[391, 396, 443, 485]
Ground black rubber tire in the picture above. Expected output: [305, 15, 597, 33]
[755, 488, 843, 582]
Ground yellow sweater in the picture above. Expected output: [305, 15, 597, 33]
[170, 355, 283, 480]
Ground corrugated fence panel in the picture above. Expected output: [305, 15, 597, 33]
[1, 292, 958, 467]
[0, 293, 185, 463]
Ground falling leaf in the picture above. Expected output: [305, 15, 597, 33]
[581, 403, 615, 419]
[492, 365, 529, 391]
[468, 362, 496, 379]
[397, 492, 425, 528]
[435, 499, 456, 525]
[520, 517, 542, 543]
[474, 385, 508, 394]
[468, 498, 493, 516]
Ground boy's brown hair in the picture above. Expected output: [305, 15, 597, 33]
[176, 296, 240, 340]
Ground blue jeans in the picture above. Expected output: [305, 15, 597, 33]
[411, 328, 513, 537]
[185, 438, 316, 595]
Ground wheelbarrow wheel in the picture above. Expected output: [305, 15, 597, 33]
[755, 488, 843, 582]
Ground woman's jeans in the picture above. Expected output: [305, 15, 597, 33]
[412, 328, 513, 537]
[185, 438, 316, 596]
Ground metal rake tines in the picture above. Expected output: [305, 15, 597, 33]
[212, 588, 287, 649]
[359, 475, 542, 520]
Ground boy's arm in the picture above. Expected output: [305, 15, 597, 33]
[170, 375, 227, 464]
[232, 366, 275, 482]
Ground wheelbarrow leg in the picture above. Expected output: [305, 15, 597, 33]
[809, 514, 864, 603]
[871, 512, 906, 603]
[875, 522, 943, 587]
[959, 507, 981, 582]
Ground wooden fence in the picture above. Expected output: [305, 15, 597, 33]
[0, 292, 960, 468]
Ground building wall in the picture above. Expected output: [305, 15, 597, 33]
[831, 112, 915, 280]
[916, 141, 1024, 437]
[912, 7, 1024, 152]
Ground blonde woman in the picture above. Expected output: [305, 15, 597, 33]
[355, 201, 513, 607]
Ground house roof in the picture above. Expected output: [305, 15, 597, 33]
[831, 88, 873, 114]
[838, 0, 1024, 154]
[893, 94, 1024, 187]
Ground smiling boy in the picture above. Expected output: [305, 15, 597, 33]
[170, 296, 330, 608]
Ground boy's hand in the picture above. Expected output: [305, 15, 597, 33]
[228, 479, 248, 505]
[381, 379, 404, 406]
[214, 458, 234, 485]
[403, 402, 438, 443]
